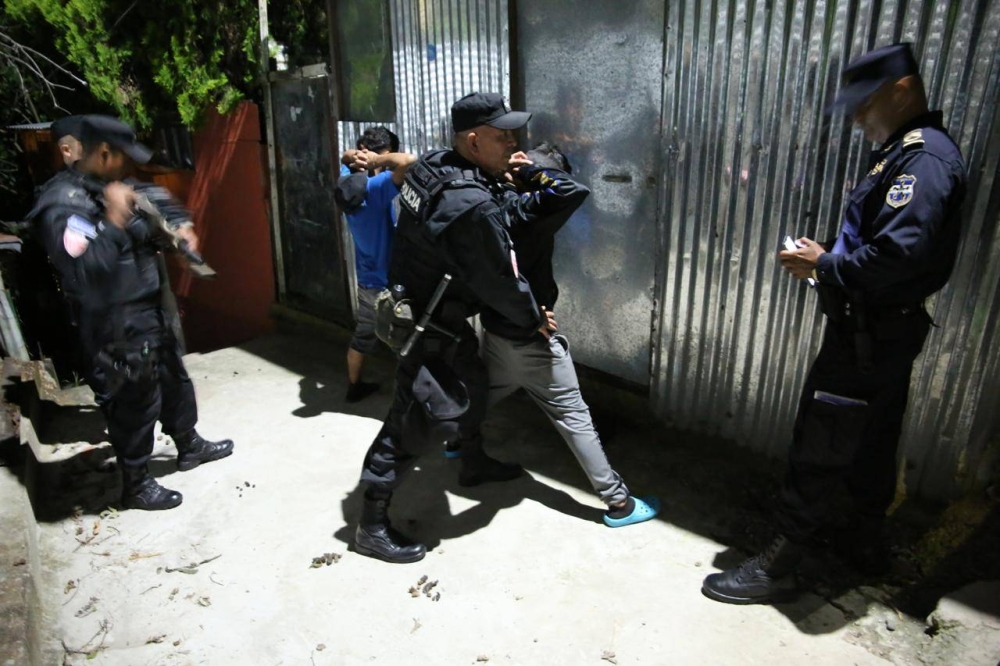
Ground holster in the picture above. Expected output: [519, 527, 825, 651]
[401, 357, 471, 450]
[374, 289, 415, 352]
[94, 340, 159, 395]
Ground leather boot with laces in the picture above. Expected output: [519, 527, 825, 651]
[175, 430, 235, 471]
[702, 535, 803, 604]
[121, 465, 182, 511]
[354, 491, 426, 563]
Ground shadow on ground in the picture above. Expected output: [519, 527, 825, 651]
[8, 327, 998, 643]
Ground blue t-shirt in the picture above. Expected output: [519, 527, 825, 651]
[340, 165, 398, 289]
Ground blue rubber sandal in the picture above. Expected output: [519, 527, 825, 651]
[603, 496, 660, 528]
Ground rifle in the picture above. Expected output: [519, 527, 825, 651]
[133, 191, 216, 279]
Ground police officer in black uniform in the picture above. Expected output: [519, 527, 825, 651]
[354, 92, 562, 563]
[702, 44, 967, 604]
[51, 115, 85, 167]
[29, 115, 234, 511]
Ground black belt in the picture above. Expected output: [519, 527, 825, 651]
[842, 301, 925, 321]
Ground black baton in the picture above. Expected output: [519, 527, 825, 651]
[400, 274, 452, 357]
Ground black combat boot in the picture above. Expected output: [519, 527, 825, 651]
[458, 446, 523, 487]
[354, 491, 426, 563]
[702, 535, 803, 604]
[121, 465, 183, 511]
[174, 430, 234, 471]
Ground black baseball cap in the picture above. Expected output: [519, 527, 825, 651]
[451, 92, 531, 133]
[50, 115, 85, 141]
[334, 171, 368, 213]
[79, 114, 153, 164]
[827, 43, 920, 115]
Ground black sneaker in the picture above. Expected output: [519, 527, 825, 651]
[702, 536, 803, 604]
[346, 381, 380, 403]
[458, 454, 523, 487]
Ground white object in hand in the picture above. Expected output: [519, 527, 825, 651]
[783, 235, 816, 286]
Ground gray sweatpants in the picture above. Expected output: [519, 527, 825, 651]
[483, 331, 629, 506]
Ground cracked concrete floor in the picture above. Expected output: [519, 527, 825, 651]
[16, 332, 993, 665]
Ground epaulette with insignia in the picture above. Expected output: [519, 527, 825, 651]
[902, 129, 925, 149]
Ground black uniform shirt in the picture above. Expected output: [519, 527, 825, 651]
[29, 168, 159, 314]
[504, 169, 590, 311]
[815, 111, 967, 306]
[391, 149, 545, 340]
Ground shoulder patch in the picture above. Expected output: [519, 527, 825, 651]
[902, 129, 924, 149]
[63, 214, 96, 258]
[886, 174, 916, 209]
[67, 214, 98, 239]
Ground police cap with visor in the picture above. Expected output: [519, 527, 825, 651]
[50, 115, 85, 142]
[827, 43, 920, 115]
[80, 114, 153, 165]
[451, 92, 531, 132]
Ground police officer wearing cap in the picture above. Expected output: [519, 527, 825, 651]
[50, 115, 85, 167]
[702, 44, 967, 604]
[29, 115, 234, 511]
[353, 92, 561, 563]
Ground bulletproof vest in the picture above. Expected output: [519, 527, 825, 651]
[390, 150, 498, 319]
[31, 170, 161, 311]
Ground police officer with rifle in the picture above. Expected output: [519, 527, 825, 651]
[354, 93, 560, 563]
[29, 115, 234, 511]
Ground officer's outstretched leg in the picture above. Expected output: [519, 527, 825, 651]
[105, 373, 182, 511]
[355, 357, 426, 563]
[159, 339, 234, 471]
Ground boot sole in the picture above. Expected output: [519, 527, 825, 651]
[354, 542, 426, 564]
[700, 584, 798, 605]
[177, 448, 234, 472]
[122, 497, 183, 511]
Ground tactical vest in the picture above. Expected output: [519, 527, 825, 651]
[390, 150, 498, 321]
[31, 170, 162, 311]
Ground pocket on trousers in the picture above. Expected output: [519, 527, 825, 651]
[795, 397, 869, 467]
[550, 334, 569, 358]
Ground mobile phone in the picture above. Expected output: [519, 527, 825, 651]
[782, 235, 816, 287]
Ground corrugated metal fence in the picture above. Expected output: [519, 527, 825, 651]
[339, 0, 509, 155]
[654, 0, 1000, 498]
[321, 0, 1000, 498]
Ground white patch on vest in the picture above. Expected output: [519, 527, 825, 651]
[399, 181, 422, 214]
[510, 249, 519, 278]
[63, 214, 96, 257]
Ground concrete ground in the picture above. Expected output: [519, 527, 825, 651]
[6, 330, 999, 665]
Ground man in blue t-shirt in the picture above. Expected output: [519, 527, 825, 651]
[336, 127, 415, 402]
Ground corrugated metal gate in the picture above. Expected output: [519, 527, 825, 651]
[652, 0, 1000, 499]
[517, 0, 664, 385]
[267, 0, 1000, 498]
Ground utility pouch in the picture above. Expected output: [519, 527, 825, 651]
[374, 289, 415, 352]
[94, 341, 159, 395]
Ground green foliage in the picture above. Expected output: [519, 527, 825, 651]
[5, 0, 259, 128]
[336, 0, 395, 121]
[269, 0, 329, 69]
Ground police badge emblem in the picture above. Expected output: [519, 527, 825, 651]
[886, 174, 916, 209]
